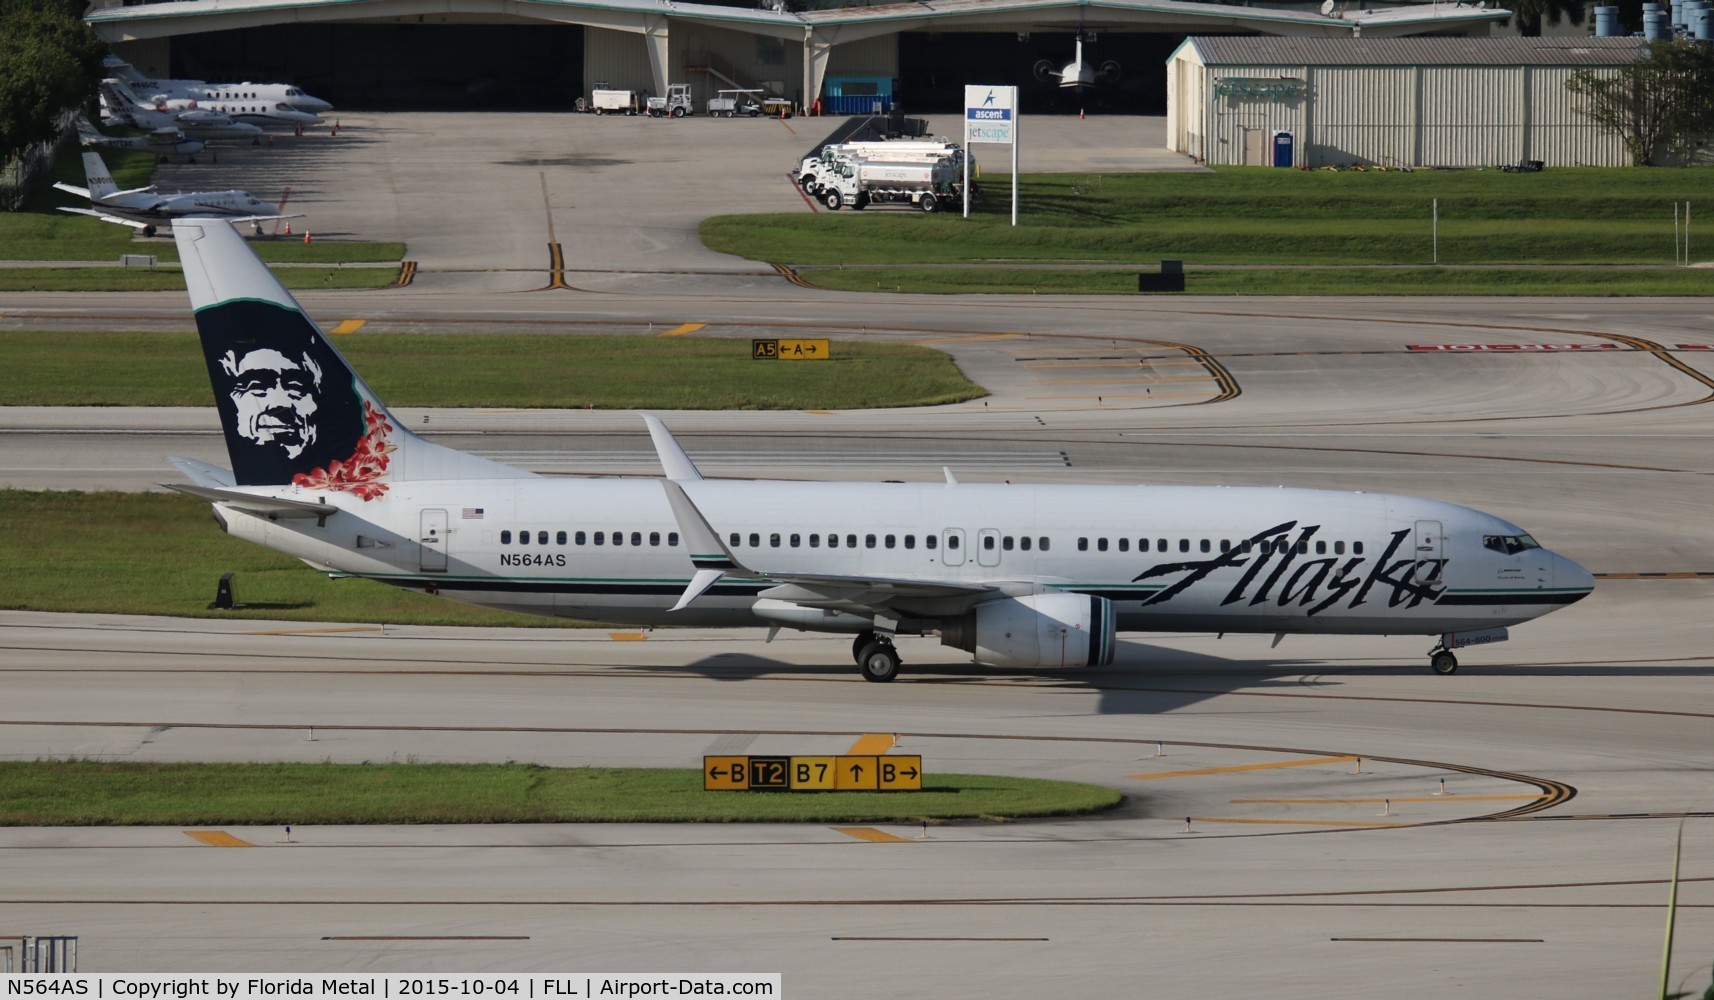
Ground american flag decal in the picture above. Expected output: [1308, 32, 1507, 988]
[462, 507, 484, 519]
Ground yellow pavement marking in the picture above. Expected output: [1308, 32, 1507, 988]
[608, 632, 648, 641]
[660, 323, 705, 338]
[243, 626, 383, 636]
[1028, 392, 1219, 401]
[330, 319, 366, 335]
[911, 334, 1021, 345]
[833, 827, 913, 843]
[1040, 375, 1215, 385]
[846, 733, 896, 755]
[1129, 756, 1357, 780]
[1190, 818, 1409, 828]
[184, 830, 256, 847]
[1026, 359, 1205, 369]
[803, 410, 836, 415]
[1231, 795, 1543, 804]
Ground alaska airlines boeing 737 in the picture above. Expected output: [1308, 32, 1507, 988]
[164, 218, 1593, 682]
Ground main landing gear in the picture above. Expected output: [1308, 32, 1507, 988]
[1428, 647, 1458, 675]
[852, 630, 901, 683]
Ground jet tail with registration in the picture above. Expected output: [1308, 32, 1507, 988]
[171, 218, 529, 495]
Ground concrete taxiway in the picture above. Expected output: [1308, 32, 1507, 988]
[1, 113, 1711, 996]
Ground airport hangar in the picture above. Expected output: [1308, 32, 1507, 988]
[85, 0, 1507, 115]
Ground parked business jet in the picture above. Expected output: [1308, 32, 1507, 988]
[55, 151, 298, 238]
[1033, 30, 1121, 92]
[164, 218, 1593, 681]
[104, 55, 334, 114]
[102, 81, 265, 144]
[76, 116, 205, 162]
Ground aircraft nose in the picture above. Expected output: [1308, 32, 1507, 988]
[1552, 551, 1595, 603]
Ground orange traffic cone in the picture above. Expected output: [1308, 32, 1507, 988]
[284, 222, 291, 236]
[1079, 108, 1085, 120]
[303, 230, 312, 244]
[332, 120, 340, 136]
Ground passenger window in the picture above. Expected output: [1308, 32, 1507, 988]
[612, 532, 623, 547]
[729, 533, 740, 546]
[1334, 541, 1345, 555]
[1157, 538, 1167, 552]
[1002, 536, 1014, 551]
[810, 534, 821, 548]
[847, 534, 858, 548]
[538, 531, 549, 545]
[1296, 540, 1308, 554]
[1078, 537, 1089, 552]
[594, 532, 605, 545]
[1200, 539, 1211, 553]
[865, 534, 877, 549]
[790, 534, 801, 548]
[631, 532, 641, 546]
[770, 533, 781, 548]
[1315, 541, 1326, 554]
[1118, 538, 1128, 552]
[650, 532, 661, 546]
[982, 536, 994, 550]
[557, 531, 567, 545]
[1097, 538, 1108, 552]
[905, 535, 915, 549]
[947, 535, 960, 550]
[1039, 537, 1049, 552]
[501, 530, 512, 544]
[1354, 541, 1365, 555]
[519, 531, 530, 546]
[925, 535, 937, 550]
[828, 534, 839, 549]
[1219, 540, 1229, 552]
[750, 533, 761, 547]
[1019, 536, 1031, 552]
[575, 531, 586, 545]
[1179, 539, 1190, 553]
[668, 532, 679, 547]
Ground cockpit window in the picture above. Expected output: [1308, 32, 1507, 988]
[1483, 534, 1539, 556]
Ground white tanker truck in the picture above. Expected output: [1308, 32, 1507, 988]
[816, 156, 966, 212]
[797, 141, 966, 196]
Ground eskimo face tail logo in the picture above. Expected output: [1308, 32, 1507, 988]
[1133, 521, 1447, 616]
[196, 299, 386, 496]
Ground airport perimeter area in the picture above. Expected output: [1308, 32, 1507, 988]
[2, 111, 1712, 996]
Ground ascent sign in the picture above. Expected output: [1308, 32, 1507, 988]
[964, 85, 1015, 144]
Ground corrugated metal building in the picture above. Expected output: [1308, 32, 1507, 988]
[1168, 37, 1639, 167]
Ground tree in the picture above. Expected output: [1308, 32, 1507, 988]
[0, 0, 105, 168]
[1567, 39, 1714, 166]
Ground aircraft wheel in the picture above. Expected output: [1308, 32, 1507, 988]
[142, 225, 157, 238]
[824, 190, 843, 210]
[857, 641, 901, 683]
[852, 631, 877, 663]
[1430, 651, 1458, 675]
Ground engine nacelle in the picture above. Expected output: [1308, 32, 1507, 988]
[941, 593, 1116, 668]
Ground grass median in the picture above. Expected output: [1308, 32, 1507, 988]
[801, 265, 1714, 296]
[0, 331, 982, 408]
[704, 167, 1714, 294]
[0, 266, 402, 292]
[0, 761, 1123, 825]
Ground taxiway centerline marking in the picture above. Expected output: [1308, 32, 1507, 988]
[1130, 756, 1357, 780]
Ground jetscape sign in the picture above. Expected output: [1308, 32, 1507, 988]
[965, 85, 1015, 143]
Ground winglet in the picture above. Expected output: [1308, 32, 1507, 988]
[643, 414, 703, 481]
[943, 466, 958, 486]
[659, 478, 759, 612]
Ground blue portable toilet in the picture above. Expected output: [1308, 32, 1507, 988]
[1271, 130, 1295, 167]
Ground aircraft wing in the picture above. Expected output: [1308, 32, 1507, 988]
[56, 206, 148, 229]
[161, 482, 336, 519]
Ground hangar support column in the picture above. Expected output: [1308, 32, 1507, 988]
[643, 16, 671, 98]
[803, 29, 831, 111]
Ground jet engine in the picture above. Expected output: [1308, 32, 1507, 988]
[940, 593, 1115, 668]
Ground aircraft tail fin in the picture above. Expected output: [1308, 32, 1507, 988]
[79, 151, 119, 201]
[172, 217, 533, 495]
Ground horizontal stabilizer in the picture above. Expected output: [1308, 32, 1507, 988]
[53, 182, 90, 199]
[167, 456, 235, 488]
[162, 482, 337, 518]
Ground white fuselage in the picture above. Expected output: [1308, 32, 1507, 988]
[97, 189, 278, 222]
[220, 478, 1590, 636]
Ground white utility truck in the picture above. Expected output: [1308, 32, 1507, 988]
[817, 156, 965, 212]
[589, 89, 642, 115]
[797, 141, 964, 196]
[646, 84, 696, 118]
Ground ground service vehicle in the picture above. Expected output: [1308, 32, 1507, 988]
[590, 89, 642, 115]
[798, 141, 964, 196]
[708, 89, 764, 117]
[647, 84, 696, 118]
[819, 157, 964, 212]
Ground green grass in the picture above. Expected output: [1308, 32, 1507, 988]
[0, 761, 1123, 825]
[0, 490, 563, 625]
[802, 265, 1714, 296]
[0, 331, 983, 408]
[1, 145, 403, 264]
[703, 168, 1714, 267]
[0, 267, 401, 291]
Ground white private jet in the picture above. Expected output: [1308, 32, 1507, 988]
[1033, 30, 1121, 92]
[163, 217, 1594, 682]
[76, 116, 206, 162]
[102, 81, 265, 144]
[104, 55, 334, 114]
[54, 151, 299, 238]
